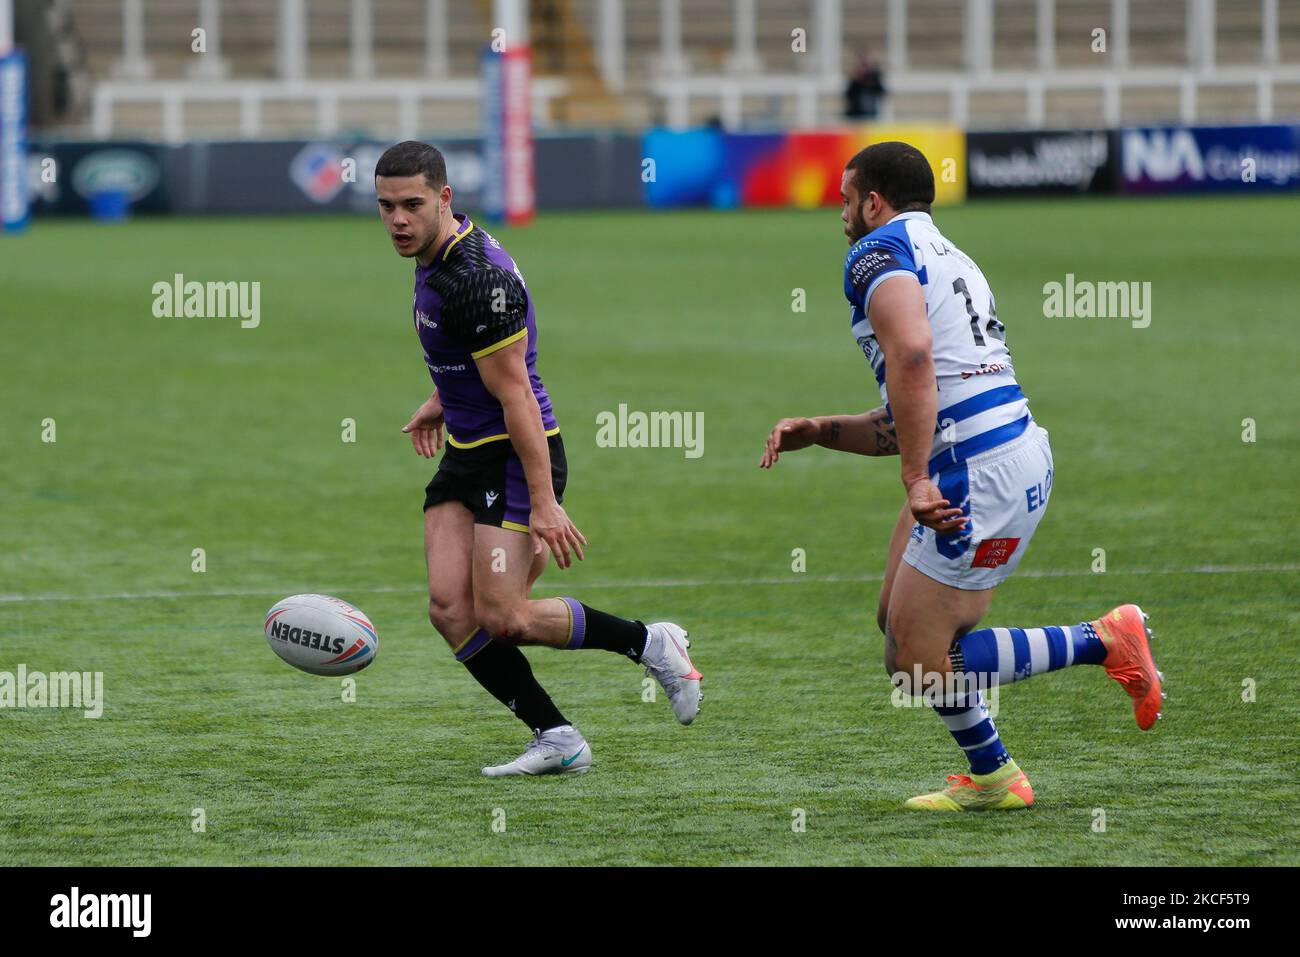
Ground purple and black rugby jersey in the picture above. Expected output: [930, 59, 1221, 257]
[413, 213, 558, 448]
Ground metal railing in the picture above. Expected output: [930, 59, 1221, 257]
[652, 66, 1300, 130]
[91, 77, 569, 141]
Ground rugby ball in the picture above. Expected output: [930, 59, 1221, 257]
[264, 594, 378, 676]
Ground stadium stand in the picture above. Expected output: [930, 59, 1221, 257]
[36, 0, 1300, 139]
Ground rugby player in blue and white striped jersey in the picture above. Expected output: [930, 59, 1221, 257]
[761, 142, 1163, 810]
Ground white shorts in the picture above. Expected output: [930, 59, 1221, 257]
[902, 423, 1054, 590]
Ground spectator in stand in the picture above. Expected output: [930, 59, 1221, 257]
[844, 53, 886, 120]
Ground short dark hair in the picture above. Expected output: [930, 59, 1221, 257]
[375, 140, 447, 191]
[844, 141, 934, 213]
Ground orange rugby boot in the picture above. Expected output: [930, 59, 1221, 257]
[1094, 604, 1165, 730]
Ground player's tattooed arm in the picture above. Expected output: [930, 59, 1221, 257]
[815, 407, 899, 457]
[760, 407, 897, 467]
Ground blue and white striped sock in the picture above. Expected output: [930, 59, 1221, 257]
[933, 688, 1009, 775]
[951, 622, 1107, 685]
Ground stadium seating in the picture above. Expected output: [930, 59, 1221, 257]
[50, 0, 1300, 138]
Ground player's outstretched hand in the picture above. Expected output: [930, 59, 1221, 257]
[401, 394, 444, 458]
[906, 477, 968, 534]
[760, 417, 820, 468]
[530, 500, 587, 569]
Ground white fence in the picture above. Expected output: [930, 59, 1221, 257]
[654, 65, 1300, 130]
[650, 0, 1299, 129]
[91, 77, 569, 142]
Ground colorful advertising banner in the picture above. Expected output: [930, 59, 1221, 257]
[644, 124, 966, 210]
[481, 44, 535, 225]
[1120, 124, 1300, 193]
[24, 140, 172, 215]
[967, 130, 1116, 195]
[0, 48, 29, 232]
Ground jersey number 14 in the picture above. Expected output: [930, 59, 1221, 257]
[953, 278, 1006, 347]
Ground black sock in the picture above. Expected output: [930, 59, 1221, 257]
[562, 599, 648, 661]
[460, 635, 568, 732]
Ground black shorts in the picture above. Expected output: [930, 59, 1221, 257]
[422, 432, 567, 532]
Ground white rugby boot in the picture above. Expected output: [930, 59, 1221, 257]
[481, 725, 592, 777]
[641, 622, 703, 725]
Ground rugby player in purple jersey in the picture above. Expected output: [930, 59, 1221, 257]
[374, 141, 702, 776]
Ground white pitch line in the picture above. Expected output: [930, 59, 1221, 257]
[0, 563, 1296, 605]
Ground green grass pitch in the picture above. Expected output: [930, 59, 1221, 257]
[1, 196, 1297, 865]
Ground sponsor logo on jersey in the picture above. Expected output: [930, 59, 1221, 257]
[972, 538, 1021, 568]
[848, 248, 900, 289]
[1026, 469, 1053, 512]
[959, 362, 1010, 380]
